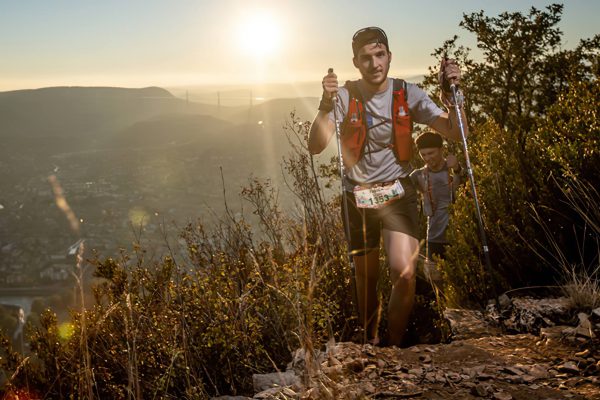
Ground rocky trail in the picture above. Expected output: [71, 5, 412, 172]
[286, 330, 599, 399]
[215, 295, 600, 400]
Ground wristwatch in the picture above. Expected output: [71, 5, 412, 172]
[318, 96, 334, 112]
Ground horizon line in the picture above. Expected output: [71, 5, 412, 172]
[0, 73, 427, 94]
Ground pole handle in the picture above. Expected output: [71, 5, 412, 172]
[327, 68, 338, 104]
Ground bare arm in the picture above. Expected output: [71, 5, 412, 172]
[429, 106, 468, 142]
[308, 69, 339, 155]
[308, 111, 335, 154]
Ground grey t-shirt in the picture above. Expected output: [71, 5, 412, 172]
[410, 163, 461, 243]
[329, 78, 443, 189]
[427, 166, 453, 243]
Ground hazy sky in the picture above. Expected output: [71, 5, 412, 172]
[1, 0, 598, 91]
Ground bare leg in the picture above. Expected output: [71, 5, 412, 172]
[383, 230, 419, 346]
[353, 249, 380, 342]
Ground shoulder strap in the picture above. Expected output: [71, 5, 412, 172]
[344, 80, 363, 102]
[392, 78, 407, 100]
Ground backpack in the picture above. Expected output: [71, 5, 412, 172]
[340, 78, 413, 169]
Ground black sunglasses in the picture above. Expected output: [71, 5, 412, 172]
[352, 27, 388, 43]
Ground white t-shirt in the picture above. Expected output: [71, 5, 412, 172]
[329, 78, 443, 189]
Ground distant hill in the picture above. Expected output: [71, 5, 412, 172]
[99, 95, 319, 152]
[231, 97, 319, 125]
[0, 86, 319, 142]
[0, 86, 193, 138]
[0, 86, 327, 177]
[109, 114, 298, 169]
[102, 113, 235, 149]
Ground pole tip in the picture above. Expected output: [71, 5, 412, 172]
[328, 68, 333, 74]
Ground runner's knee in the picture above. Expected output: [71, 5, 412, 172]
[389, 261, 416, 283]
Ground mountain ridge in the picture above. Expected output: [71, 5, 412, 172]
[0, 86, 319, 141]
[0, 86, 174, 97]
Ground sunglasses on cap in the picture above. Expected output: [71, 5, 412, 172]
[352, 27, 388, 42]
[352, 27, 389, 55]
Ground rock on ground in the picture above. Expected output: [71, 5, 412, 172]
[215, 296, 600, 399]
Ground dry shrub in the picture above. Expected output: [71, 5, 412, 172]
[1, 114, 356, 399]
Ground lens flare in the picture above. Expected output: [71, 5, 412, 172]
[58, 322, 75, 340]
[48, 174, 80, 234]
[4, 389, 40, 399]
[128, 207, 149, 228]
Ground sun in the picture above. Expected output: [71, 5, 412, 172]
[236, 11, 282, 57]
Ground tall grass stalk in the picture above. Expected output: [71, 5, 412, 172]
[125, 293, 141, 400]
[75, 242, 95, 400]
[527, 174, 600, 310]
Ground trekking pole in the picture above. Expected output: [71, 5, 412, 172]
[450, 82, 498, 304]
[329, 68, 359, 315]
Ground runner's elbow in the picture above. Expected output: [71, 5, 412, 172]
[308, 125, 328, 154]
[308, 140, 325, 155]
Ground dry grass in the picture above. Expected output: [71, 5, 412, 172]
[528, 173, 600, 311]
[562, 263, 600, 310]
[0, 114, 357, 399]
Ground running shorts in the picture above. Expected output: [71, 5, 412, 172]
[342, 177, 419, 255]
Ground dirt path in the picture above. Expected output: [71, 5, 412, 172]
[246, 301, 599, 400]
[317, 333, 599, 399]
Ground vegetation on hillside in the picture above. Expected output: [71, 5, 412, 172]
[1, 3, 598, 399]
[420, 3, 599, 306]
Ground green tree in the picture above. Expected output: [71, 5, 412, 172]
[422, 4, 600, 303]
[423, 4, 598, 151]
[461, 4, 563, 133]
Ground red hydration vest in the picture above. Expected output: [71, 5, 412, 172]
[340, 78, 413, 169]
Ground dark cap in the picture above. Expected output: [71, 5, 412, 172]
[415, 131, 444, 149]
[352, 27, 389, 56]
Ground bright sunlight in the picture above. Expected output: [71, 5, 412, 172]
[236, 10, 282, 58]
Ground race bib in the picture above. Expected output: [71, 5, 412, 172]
[354, 180, 405, 209]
